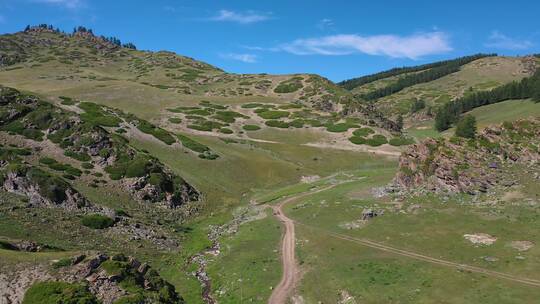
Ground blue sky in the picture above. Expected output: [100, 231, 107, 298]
[1, 0, 539, 81]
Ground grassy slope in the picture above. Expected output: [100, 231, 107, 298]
[406, 99, 540, 140]
[279, 166, 540, 303]
[354, 56, 529, 117]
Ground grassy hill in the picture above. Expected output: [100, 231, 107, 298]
[347, 56, 536, 117]
[1, 25, 540, 304]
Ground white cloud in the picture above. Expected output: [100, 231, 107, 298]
[34, 0, 83, 9]
[485, 31, 533, 50]
[220, 53, 257, 63]
[279, 32, 452, 59]
[210, 10, 271, 24]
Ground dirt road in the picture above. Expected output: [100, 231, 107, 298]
[268, 196, 299, 304]
[268, 183, 540, 304]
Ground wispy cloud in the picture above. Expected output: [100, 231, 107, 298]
[484, 31, 533, 50]
[220, 53, 257, 63]
[34, 0, 84, 9]
[210, 9, 271, 24]
[279, 32, 452, 59]
[317, 18, 334, 30]
[163, 6, 176, 12]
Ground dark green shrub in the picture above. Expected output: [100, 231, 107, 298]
[258, 111, 290, 120]
[59, 96, 77, 106]
[326, 123, 358, 133]
[241, 103, 264, 108]
[185, 109, 212, 116]
[352, 127, 374, 137]
[242, 124, 261, 131]
[389, 136, 415, 146]
[177, 134, 209, 153]
[265, 120, 290, 128]
[366, 134, 388, 146]
[64, 150, 91, 162]
[219, 128, 234, 134]
[52, 258, 73, 269]
[212, 111, 248, 123]
[168, 117, 182, 124]
[78, 102, 122, 127]
[81, 162, 94, 169]
[136, 120, 176, 145]
[81, 214, 114, 229]
[349, 136, 366, 145]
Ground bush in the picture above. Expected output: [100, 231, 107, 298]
[78, 102, 122, 127]
[326, 123, 358, 133]
[81, 162, 94, 169]
[136, 120, 176, 145]
[389, 136, 415, 146]
[242, 124, 261, 131]
[59, 96, 77, 106]
[365, 134, 388, 146]
[219, 128, 233, 134]
[258, 110, 290, 120]
[168, 117, 182, 124]
[265, 120, 290, 128]
[81, 214, 114, 229]
[64, 150, 91, 162]
[353, 127, 374, 137]
[212, 111, 248, 123]
[185, 109, 212, 116]
[241, 103, 264, 108]
[52, 258, 73, 269]
[274, 77, 303, 93]
[349, 136, 366, 145]
[177, 134, 209, 153]
[23, 281, 98, 304]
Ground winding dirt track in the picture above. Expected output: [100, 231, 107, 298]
[268, 196, 299, 304]
[268, 186, 540, 304]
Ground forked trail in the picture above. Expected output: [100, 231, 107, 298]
[268, 184, 540, 304]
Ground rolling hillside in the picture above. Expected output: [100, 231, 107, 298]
[1, 24, 540, 304]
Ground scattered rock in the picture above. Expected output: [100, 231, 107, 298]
[509, 241, 534, 252]
[464, 233, 497, 246]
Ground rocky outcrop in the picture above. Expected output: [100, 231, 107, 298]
[1, 253, 185, 304]
[394, 119, 540, 194]
[0, 86, 199, 208]
[1, 164, 118, 218]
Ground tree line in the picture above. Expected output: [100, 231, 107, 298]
[435, 69, 540, 131]
[358, 54, 496, 101]
[23, 24, 136, 50]
[338, 54, 496, 91]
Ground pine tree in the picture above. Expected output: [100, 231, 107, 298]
[455, 115, 476, 138]
[396, 115, 404, 131]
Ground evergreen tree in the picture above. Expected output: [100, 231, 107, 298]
[396, 115, 404, 131]
[410, 98, 426, 113]
[455, 115, 477, 138]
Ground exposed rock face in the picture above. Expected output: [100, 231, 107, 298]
[394, 119, 540, 194]
[343, 102, 402, 132]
